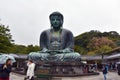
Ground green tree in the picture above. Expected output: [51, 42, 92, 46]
[87, 51, 95, 55]
[9, 44, 39, 54]
[87, 37, 116, 54]
[74, 45, 87, 55]
[0, 24, 13, 53]
[9, 44, 27, 54]
[96, 45, 112, 54]
[75, 30, 120, 55]
[26, 45, 39, 53]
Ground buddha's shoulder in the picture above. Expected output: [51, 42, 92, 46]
[41, 29, 51, 33]
[62, 28, 72, 33]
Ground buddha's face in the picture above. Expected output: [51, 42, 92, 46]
[50, 15, 63, 30]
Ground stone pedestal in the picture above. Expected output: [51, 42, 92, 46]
[35, 62, 84, 77]
[34, 61, 99, 79]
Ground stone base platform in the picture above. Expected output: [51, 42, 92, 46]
[35, 61, 99, 78]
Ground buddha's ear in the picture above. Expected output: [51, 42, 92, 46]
[60, 19, 63, 26]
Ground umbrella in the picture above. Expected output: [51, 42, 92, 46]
[9, 54, 19, 58]
[0, 54, 16, 64]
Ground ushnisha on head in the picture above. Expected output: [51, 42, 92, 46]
[49, 11, 64, 31]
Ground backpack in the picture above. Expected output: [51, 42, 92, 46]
[103, 67, 107, 74]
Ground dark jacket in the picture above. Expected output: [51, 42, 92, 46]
[0, 64, 12, 78]
[103, 67, 107, 74]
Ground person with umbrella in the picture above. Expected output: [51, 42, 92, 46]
[0, 54, 16, 64]
[0, 59, 12, 80]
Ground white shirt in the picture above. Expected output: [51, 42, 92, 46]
[26, 62, 35, 79]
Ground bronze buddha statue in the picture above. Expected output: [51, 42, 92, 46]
[28, 12, 81, 62]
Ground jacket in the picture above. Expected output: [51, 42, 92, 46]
[0, 64, 12, 78]
[103, 67, 107, 74]
[26, 63, 35, 79]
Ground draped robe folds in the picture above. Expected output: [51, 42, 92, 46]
[29, 28, 81, 62]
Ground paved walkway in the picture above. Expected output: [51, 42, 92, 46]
[10, 72, 120, 80]
[10, 72, 25, 80]
[61, 72, 120, 80]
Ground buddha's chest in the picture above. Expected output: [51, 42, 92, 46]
[48, 32, 63, 50]
[51, 34, 61, 41]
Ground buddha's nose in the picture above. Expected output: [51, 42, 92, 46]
[54, 20, 58, 24]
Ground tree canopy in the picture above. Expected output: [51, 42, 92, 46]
[75, 30, 120, 55]
[0, 25, 13, 53]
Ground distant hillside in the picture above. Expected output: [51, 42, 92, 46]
[74, 30, 120, 55]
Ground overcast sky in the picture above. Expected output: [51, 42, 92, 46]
[0, 0, 120, 45]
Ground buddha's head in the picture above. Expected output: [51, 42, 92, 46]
[49, 11, 63, 31]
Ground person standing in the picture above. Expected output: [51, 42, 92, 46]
[102, 64, 108, 80]
[0, 59, 12, 80]
[116, 62, 120, 75]
[26, 60, 35, 80]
